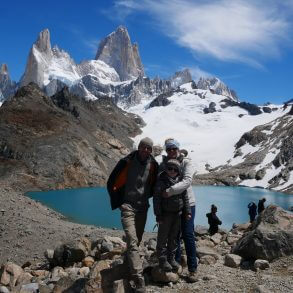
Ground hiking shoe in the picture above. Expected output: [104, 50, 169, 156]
[168, 259, 180, 271]
[159, 258, 172, 272]
[187, 271, 198, 283]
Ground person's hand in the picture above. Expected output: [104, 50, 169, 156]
[161, 190, 169, 198]
[186, 213, 191, 221]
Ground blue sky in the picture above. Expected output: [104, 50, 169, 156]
[1, 0, 293, 104]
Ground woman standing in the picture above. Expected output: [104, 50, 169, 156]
[159, 138, 197, 283]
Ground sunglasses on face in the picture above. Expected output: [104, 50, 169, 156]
[166, 148, 178, 152]
[167, 167, 179, 172]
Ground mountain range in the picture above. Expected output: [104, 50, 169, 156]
[0, 26, 292, 193]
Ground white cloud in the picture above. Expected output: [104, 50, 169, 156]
[189, 66, 213, 81]
[113, 0, 293, 66]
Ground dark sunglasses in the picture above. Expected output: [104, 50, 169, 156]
[166, 148, 178, 152]
[167, 166, 179, 172]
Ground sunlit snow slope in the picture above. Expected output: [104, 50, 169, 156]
[128, 83, 287, 174]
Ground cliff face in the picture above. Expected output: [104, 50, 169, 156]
[0, 83, 143, 191]
[95, 26, 144, 81]
[20, 29, 53, 88]
[0, 64, 17, 101]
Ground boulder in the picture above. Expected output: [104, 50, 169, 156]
[53, 238, 91, 266]
[197, 246, 219, 260]
[224, 254, 242, 268]
[195, 225, 209, 236]
[199, 255, 217, 265]
[0, 262, 24, 287]
[151, 266, 179, 283]
[82, 256, 95, 267]
[210, 233, 222, 245]
[232, 205, 293, 261]
[254, 260, 270, 270]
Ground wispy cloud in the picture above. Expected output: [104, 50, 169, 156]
[83, 38, 100, 55]
[189, 66, 213, 81]
[112, 0, 293, 67]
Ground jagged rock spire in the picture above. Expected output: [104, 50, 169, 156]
[95, 26, 144, 81]
[20, 28, 53, 87]
[0, 63, 17, 100]
[35, 29, 51, 53]
[0, 64, 9, 75]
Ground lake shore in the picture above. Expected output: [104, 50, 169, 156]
[0, 185, 156, 266]
[1, 184, 293, 292]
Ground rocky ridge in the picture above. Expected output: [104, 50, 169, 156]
[0, 83, 142, 191]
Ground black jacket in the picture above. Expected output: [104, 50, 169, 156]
[107, 151, 158, 210]
[153, 171, 191, 216]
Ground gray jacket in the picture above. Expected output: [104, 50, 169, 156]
[159, 155, 195, 206]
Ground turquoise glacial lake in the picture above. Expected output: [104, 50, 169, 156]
[27, 186, 293, 232]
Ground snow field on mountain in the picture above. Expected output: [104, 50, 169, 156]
[128, 83, 286, 174]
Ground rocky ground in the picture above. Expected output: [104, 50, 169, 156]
[0, 184, 292, 292]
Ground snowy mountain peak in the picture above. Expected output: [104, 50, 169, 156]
[197, 77, 238, 102]
[95, 26, 144, 81]
[170, 68, 192, 88]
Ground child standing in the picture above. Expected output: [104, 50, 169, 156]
[153, 159, 191, 272]
[206, 204, 222, 235]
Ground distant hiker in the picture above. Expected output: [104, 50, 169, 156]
[206, 204, 222, 235]
[160, 138, 197, 282]
[107, 137, 158, 293]
[258, 198, 266, 214]
[247, 202, 257, 222]
[154, 159, 191, 272]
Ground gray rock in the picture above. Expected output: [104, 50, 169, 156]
[232, 205, 293, 261]
[0, 286, 10, 293]
[53, 238, 91, 266]
[20, 283, 39, 293]
[151, 266, 179, 283]
[101, 239, 114, 253]
[197, 246, 219, 260]
[210, 233, 222, 245]
[195, 225, 209, 237]
[254, 259, 270, 270]
[224, 254, 242, 268]
[199, 255, 217, 265]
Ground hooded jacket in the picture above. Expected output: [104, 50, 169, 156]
[107, 151, 158, 210]
[159, 154, 195, 206]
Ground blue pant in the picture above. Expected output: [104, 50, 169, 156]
[175, 205, 197, 272]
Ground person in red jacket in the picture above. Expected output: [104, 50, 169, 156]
[107, 137, 158, 293]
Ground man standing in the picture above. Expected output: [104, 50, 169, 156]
[258, 198, 266, 214]
[248, 202, 257, 222]
[160, 138, 197, 283]
[107, 137, 158, 293]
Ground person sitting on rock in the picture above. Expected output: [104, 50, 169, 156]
[206, 204, 222, 235]
[248, 201, 257, 222]
[258, 198, 266, 214]
[153, 159, 191, 272]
